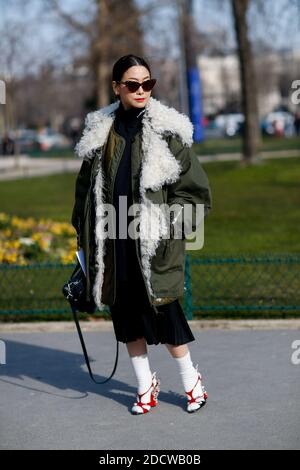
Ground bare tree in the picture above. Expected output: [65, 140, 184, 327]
[45, 0, 173, 108]
[231, 0, 261, 164]
[0, 5, 41, 132]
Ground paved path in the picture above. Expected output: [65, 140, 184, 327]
[0, 149, 299, 180]
[1, 318, 300, 333]
[0, 325, 299, 450]
[199, 149, 300, 163]
[0, 156, 80, 181]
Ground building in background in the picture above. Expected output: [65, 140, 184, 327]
[198, 50, 300, 117]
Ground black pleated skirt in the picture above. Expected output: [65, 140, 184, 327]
[109, 238, 195, 346]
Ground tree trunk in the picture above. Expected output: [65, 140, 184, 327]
[95, 0, 110, 108]
[231, 0, 261, 163]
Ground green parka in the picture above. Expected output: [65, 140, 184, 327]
[71, 97, 212, 314]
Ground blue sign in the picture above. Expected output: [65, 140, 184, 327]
[187, 67, 204, 143]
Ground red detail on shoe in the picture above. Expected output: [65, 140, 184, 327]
[185, 372, 207, 406]
[131, 374, 160, 415]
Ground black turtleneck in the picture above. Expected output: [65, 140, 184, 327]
[114, 100, 145, 135]
[113, 100, 145, 205]
[113, 101, 146, 283]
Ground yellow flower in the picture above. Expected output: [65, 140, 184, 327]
[32, 233, 42, 241]
[68, 238, 77, 249]
[61, 250, 76, 264]
[38, 239, 50, 251]
[4, 252, 18, 263]
[0, 212, 10, 222]
[11, 216, 35, 230]
[11, 240, 21, 249]
[50, 222, 74, 236]
[2, 229, 12, 237]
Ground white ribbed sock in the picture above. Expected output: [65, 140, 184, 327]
[174, 350, 199, 393]
[130, 353, 153, 398]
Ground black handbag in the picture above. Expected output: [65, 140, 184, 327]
[62, 261, 96, 314]
[62, 261, 119, 384]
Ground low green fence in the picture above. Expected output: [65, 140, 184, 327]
[0, 254, 299, 319]
[183, 254, 300, 318]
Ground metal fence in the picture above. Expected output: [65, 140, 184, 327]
[0, 254, 299, 319]
[183, 254, 300, 318]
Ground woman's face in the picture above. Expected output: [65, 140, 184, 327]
[112, 65, 152, 110]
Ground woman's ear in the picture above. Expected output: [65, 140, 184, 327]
[112, 81, 119, 96]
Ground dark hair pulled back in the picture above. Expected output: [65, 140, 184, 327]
[112, 54, 152, 100]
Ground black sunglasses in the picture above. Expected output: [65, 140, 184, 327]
[116, 78, 157, 93]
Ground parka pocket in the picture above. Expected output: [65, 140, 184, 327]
[152, 237, 185, 275]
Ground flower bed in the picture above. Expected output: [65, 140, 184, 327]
[0, 212, 76, 265]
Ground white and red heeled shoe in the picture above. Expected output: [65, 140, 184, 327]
[185, 364, 208, 413]
[131, 371, 160, 415]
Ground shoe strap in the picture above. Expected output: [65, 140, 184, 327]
[185, 370, 206, 403]
[136, 371, 158, 401]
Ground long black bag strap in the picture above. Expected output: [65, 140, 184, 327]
[70, 303, 119, 384]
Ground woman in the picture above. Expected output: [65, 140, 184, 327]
[72, 54, 212, 415]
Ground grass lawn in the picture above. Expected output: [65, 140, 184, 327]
[0, 155, 299, 255]
[194, 136, 300, 155]
[201, 156, 300, 255]
[0, 170, 75, 222]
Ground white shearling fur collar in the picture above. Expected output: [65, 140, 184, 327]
[75, 96, 193, 160]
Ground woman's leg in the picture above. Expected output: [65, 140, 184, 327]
[126, 337, 147, 357]
[165, 343, 188, 358]
[165, 343, 200, 393]
[126, 337, 153, 396]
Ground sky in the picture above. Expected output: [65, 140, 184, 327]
[0, 0, 299, 78]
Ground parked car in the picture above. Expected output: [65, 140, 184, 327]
[36, 128, 71, 151]
[13, 129, 40, 153]
[203, 118, 224, 139]
[260, 111, 295, 137]
[214, 113, 245, 138]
